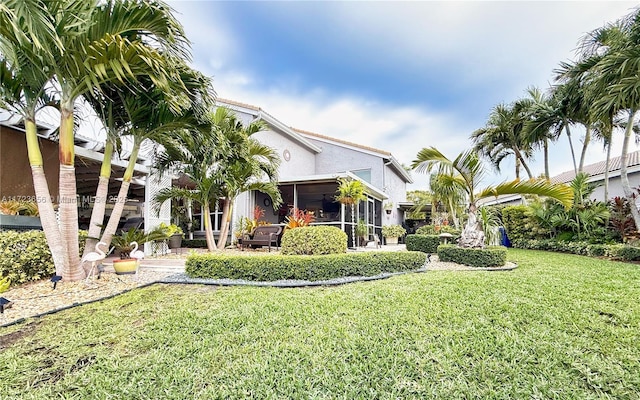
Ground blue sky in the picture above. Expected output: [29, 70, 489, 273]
[168, 1, 639, 190]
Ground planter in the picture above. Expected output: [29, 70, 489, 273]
[385, 209, 392, 215]
[113, 259, 139, 275]
[168, 233, 183, 249]
[385, 236, 398, 245]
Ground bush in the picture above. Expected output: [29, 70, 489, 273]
[381, 224, 407, 238]
[406, 234, 441, 253]
[281, 226, 347, 255]
[185, 251, 427, 281]
[437, 245, 507, 268]
[502, 205, 546, 241]
[0, 230, 87, 285]
[415, 225, 460, 236]
[511, 238, 640, 261]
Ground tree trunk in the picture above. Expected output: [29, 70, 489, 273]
[202, 202, 217, 251]
[25, 119, 68, 276]
[351, 203, 357, 248]
[515, 157, 521, 180]
[564, 122, 578, 175]
[543, 138, 550, 180]
[217, 197, 231, 250]
[578, 125, 591, 173]
[620, 110, 640, 230]
[58, 107, 82, 280]
[604, 139, 612, 202]
[99, 142, 140, 248]
[82, 141, 113, 264]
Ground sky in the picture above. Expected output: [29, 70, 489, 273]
[167, 0, 640, 190]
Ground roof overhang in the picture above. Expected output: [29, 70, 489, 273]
[385, 156, 414, 184]
[278, 171, 388, 200]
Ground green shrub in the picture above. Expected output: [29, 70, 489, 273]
[415, 225, 460, 236]
[381, 224, 407, 238]
[0, 230, 86, 285]
[511, 238, 640, 261]
[406, 234, 441, 253]
[502, 205, 546, 241]
[281, 226, 347, 255]
[437, 245, 507, 268]
[186, 251, 427, 281]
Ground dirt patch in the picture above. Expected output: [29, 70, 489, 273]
[0, 321, 40, 350]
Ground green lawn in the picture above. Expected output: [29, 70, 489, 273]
[1, 249, 639, 399]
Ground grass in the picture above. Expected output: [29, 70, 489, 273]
[1, 249, 639, 399]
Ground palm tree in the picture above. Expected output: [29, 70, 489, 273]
[0, 0, 191, 280]
[335, 178, 367, 249]
[153, 120, 223, 252]
[212, 107, 282, 249]
[412, 147, 573, 248]
[472, 102, 535, 179]
[429, 173, 465, 228]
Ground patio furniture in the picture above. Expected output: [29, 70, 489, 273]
[242, 225, 283, 252]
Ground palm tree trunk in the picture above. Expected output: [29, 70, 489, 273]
[83, 141, 113, 263]
[25, 119, 68, 276]
[351, 203, 357, 248]
[564, 121, 578, 175]
[578, 125, 591, 173]
[620, 109, 640, 230]
[514, 157, 521, 180]
[543, 138, 550, 179]
[99, 142, 139, 248]
[604, 139, 612, 202]
[58, 106, 82, 280]
[217, 197, 231, 250]
[202, 202, 217, 251]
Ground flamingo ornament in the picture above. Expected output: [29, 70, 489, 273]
[82, 242, 108, 282]
[130, 241, 145, 277]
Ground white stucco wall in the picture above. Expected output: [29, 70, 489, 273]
[383, 163, 408, 225]
[309, 140, 384, 187]
[252, 129, 316, 178]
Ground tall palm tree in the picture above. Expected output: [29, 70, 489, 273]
[0, 0, 191, 280]
[153, 120, 223, 251]
[335, 178, 367, 249]
[471, 102, 535, 179]
[213, 108, 282, 249]
[412, 147, 573, 248]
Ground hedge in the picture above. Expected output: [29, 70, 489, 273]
[281, 226, 347, 255]
[182, 239, 208, 248]
[186, 251, 427, 281]
[512, 238, 640, 261]
[437, 244, 508, 268]
[415, 225, 460, 236]
[406, 234, 441, 253]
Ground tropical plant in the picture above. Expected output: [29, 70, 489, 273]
[478, 206, 502, 246]
[111, 227, 168, 259]
[284, 208, 316, 230]
[0, 276, 9, 293]
[211, 107, 282, 249]
[335, 177, 367, 248]
[153, 119, 222, 252]
[412, 147, 573, 248]
[158, 222, 184, 238]
[608, 196, 636, 241]
[0, 0, 193, 280]
[429, 173, 465, 229]
[381, 224, 406, 238]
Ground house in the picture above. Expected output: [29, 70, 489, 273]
[192, 99, 413, 244]
[1, 99, 414, 246]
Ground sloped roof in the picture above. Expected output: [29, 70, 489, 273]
[292, 127, 392, 157]
[551, 150, 640, 183]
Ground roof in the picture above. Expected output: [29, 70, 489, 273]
[215, 98, 261, 112]
[551, 150, 640, 183]
[292, 127, 392, 157]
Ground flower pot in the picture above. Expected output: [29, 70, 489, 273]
[385, 209, 392, 215]
[168, 233, 183, 249]
[113, 259, 139, 275]
[385, 236, 398, 245]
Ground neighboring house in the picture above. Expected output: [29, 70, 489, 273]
[479, 150, 640, 207]
[0, 99, 414, 246]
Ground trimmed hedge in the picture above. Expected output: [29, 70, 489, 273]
[512, 238, 640, 261]
[437, 244, 508, 268]
[415, 225, 460, 236]
[185, 251, 427, 281]
[281, 226, 347, 255]
[406, 234, 441, 253]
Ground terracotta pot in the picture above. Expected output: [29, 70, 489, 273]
[113, 259, 139, 275]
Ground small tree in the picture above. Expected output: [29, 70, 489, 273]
[335, 178, 367, 248]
